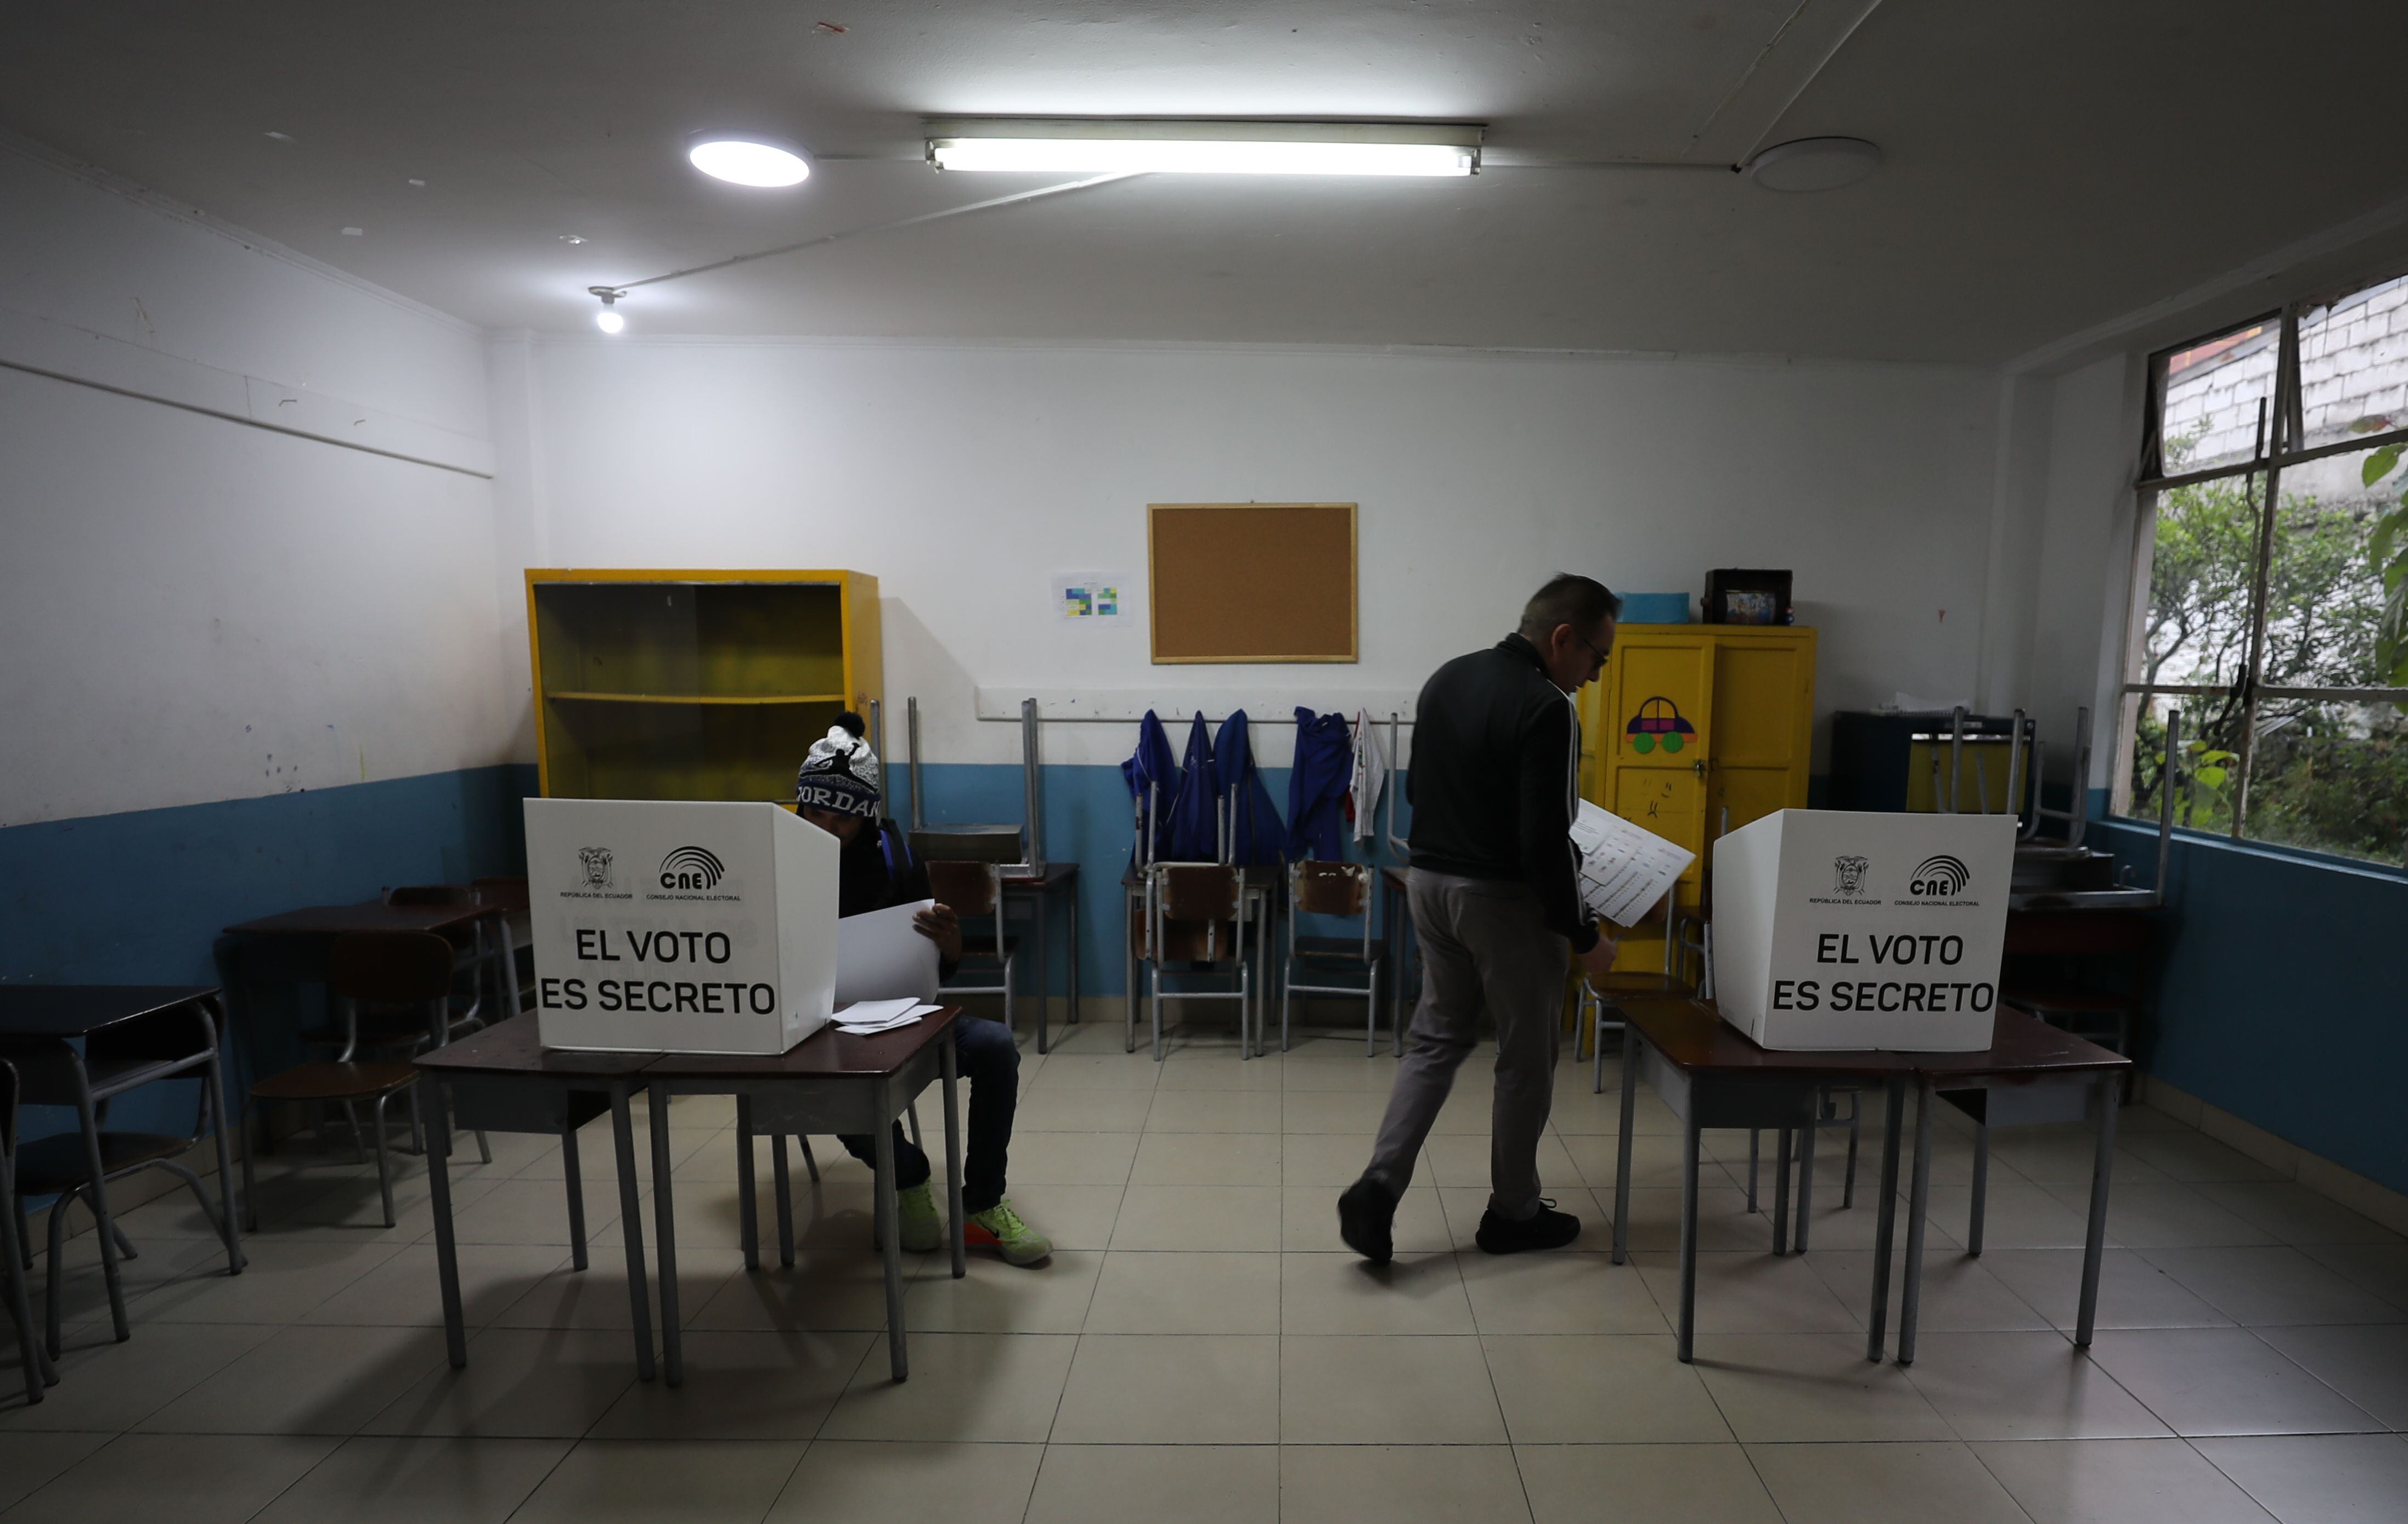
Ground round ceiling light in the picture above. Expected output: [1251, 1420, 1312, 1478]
[687, 132, 811, 188]
[1743, 137, 1882, 193]
[590, 286, 625, 334]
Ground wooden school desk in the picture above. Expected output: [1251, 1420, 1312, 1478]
[414, 1008, 967, 1388]
[1612, 998, 1917, 1363]
[1896, 1007, 2129, 1364]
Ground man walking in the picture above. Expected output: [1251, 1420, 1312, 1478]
[1339, 574, 1623, 1261]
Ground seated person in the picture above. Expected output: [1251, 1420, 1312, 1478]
[795, 714, 1051, 1266]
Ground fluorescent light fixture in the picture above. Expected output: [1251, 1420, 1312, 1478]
[687, 131, 812, 187]
[590, 286, 625, 334]
[926, 119, 1480, 177]
[1744, 137, 1881, 192]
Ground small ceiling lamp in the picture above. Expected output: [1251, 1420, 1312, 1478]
[590, 286, 625, 333]
[687, 131, 812, 187]
[926, 119, 1481, 177]
[1742, 137, 1882, 192]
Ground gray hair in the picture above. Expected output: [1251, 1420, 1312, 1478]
[1516, 573, 1622, 643]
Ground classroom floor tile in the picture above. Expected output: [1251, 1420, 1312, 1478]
[8, 1074, 2398, 1524]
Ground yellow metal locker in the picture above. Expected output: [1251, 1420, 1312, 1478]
[1579, 623, 1816, 971]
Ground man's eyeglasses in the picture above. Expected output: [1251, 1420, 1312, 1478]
[1574, 631, 1611, 670]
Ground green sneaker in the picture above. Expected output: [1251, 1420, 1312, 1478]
[966, 1199, 1053, 1266]
[896, 1181, 943, 1253]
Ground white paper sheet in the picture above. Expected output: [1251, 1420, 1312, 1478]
[834, 898, 942, 1005]
[1570, 801, 1696, 927]
[832, 998, 942, 1034]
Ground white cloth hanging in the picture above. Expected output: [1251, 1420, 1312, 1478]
[1349, 707, 1387, 845]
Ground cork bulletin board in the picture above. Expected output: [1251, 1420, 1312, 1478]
[1147, 502, 1358, 663]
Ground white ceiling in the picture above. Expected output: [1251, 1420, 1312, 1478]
[7, 1, 2408, 363]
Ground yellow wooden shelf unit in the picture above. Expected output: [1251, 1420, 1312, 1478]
[526, 569, 882, 803]
[1579, 622, 1817, 972]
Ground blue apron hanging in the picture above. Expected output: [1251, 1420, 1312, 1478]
[1214, 709, 1287, 865]
[1164, 712, 1223, 861]
[1121, 709, 1180, 861]
[1287, 706, 1355, 862]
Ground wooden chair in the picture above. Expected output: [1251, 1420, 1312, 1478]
[1280, 861, 1388, 1054]
[1146, 862, 1249, 1060]
[241, 931, 464, 1229]
[927, 861, 1018, 1038]
[1, 1058, 59, 1402]
[385, 884, 503, 1031]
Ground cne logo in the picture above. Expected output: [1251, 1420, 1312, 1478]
[1909, 854, 1971, 897]
[658, 845, 726, 891]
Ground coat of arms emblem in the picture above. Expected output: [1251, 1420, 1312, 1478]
[577, 846, 614, 889]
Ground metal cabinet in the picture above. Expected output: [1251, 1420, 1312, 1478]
[1579, 623, 1817, 970]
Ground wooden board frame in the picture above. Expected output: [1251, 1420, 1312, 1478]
[1147, 502, 1358, 664]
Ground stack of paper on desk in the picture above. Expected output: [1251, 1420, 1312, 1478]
[1571, 800, 1696, 927]
[832, 999, 942, 1035]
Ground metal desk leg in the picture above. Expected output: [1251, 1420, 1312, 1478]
[943, 1037, 966, 1279]
[1897, 1079, 1937, 1365]
[65, 1052, 129, 1346]
[1770, 1128, 1793, 1256]
[872, 1077, 909, 1380]
[608, 1083, 656, 1382]
[648, 1082, 683, 1387]
[0, 1160, 52, 1397]
[496, 913, 523, 1019]
[1865, 1078, 1908, 1362]
[735, 1097, 759, 1272]
[771, 1133, 796, 1268]
[425, 1077, 468, 1369]
[1125, 885, 1140, 1055]
[2076, 1074, 2119, 1348]
[1066, 878, 1081, 1026]
[1033, 888, 1051, 1055]
[1796, 1108, 1820, 1254]
[1611, 1037, 1638, 1266]
[562, 1121, 589, 1272]
[199, 998, 246, 1274]
[1677, 1105, 1702, 1364]
[1967, 1120, 1989, 1257]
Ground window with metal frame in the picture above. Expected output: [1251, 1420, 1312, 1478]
[2117, 273, 2408, 867]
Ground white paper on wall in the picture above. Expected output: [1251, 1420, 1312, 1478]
[1571, 800, 1695, 927]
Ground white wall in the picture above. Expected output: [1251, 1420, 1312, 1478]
[506, 337, 2002, 769]
[0, 142, 514, 827]
[2026, 353, 2142, 791]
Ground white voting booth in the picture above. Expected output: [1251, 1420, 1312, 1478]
[1711, 808, 2018, 1051]
[523, 798, 838, 1054]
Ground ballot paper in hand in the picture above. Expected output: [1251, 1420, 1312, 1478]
[1571, 800, 1696, 927]
[835, 899, 942, 1006]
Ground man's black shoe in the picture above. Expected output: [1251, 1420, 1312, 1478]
[1337, 1176, 1397, 1264]
[1475, 1199, 1582, 1254]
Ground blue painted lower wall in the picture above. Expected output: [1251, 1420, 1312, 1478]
[2100, 814, 2407, 1198]
[1, 764, 540, 1172]
[1, 764, 540, 989]
[21, 757, 2393, 1206]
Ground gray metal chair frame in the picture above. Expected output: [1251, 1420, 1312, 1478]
[1279, 860, 1388, 1055]
[243, 931, 487, 1231]
[12, 1000, 246, 1360]
[1, 1058, 60, 1402]
[1146, 861, 1251, 1060]
[928, 861, 1018, 1039]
